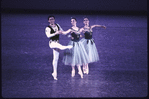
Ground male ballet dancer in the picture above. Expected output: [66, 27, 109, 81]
[45, 15, 72, 80]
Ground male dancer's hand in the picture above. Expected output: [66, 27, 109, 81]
[58, 30, 62, 34]
[55, 31, 61, 35]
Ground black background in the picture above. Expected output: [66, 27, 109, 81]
[1, 0, 147, 15]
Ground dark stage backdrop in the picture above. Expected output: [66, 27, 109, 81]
[1, 0, 147, 15]
[1, 0, 147, 11]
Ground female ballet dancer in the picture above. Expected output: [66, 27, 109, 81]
[80, 17, 106, 74]
[60, 17, 90, 78]
[45, 15, 72, 80]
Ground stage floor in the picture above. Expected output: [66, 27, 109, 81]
[2, 68, 147, 98]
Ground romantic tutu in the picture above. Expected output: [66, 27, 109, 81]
[80, 38, 99, 63]
[63, 40, 90, 66]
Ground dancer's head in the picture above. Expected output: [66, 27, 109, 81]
[71, 17, 77, 26]
[83, 17, 89, 26]
[48, 15, 55, 24]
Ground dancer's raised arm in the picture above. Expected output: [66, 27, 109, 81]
[91, 25, 106, 29]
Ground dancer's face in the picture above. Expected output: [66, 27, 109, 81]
[48, 17, 55, 24]
[83, 18, 89, 25]
[71, 19, 77, 26]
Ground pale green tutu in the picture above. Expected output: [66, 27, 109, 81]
[63, 40, 90, 66]
[80, 38, 99, 63]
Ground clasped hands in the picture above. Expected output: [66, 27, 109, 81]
[55, 30, 82, 39]
[55, 30, 63, 35]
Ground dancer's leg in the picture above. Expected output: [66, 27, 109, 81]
[86, 64, 89, 74]
[52, 49, 59, 80]
[71, 66, 75, 77]
[83, 64, 87, 74]
[77, 65, 83, 78]
[50, 42, 72, 50]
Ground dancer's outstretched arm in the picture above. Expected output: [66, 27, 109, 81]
[91, 25, 106, 29]
[60, 29, 72, 35]
[79, 28, 84, 33]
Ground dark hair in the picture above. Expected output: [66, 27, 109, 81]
[71, 17, 77, 22]
[83, 17, 89, 20]
[48, 15, 55, 20]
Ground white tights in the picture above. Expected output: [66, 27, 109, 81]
[49, 42, 72, 50]
[50, 41, 72, 80]
[52, 49, 59, 77]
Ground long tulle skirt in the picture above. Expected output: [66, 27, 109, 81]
[80, 38, 99, 63]
[63, 40, 90, 66]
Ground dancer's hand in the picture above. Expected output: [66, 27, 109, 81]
[55, 31, 61, 35]
[58, 30, 62, 34]
[67, 35, 71, 38]
[67, 34, 74, 39]
[102, 25, 106, 29]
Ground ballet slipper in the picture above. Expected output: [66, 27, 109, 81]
[78, 71, 83, 78]
[83, 68, 87, 74]
[86, 66, 89, 74]
[71, 70, 75, 77]
[86, 68, 89, 74]
[83, 66, 87, 74]
[52, 73, 58, 80]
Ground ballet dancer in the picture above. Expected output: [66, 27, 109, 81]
[45, 15, 72, 80]
[60, 17, 90, 78]
[80, 17, 106, 74]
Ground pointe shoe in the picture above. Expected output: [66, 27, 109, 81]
[52, 73, 58, 80]
[86, 68, 89, 75]
[71, 70, 75, 77]
[78, 72, 83, 78]
[67, 45, 73, 49]
[83, 68, 87, 74]
[86, 69, 89, 75]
